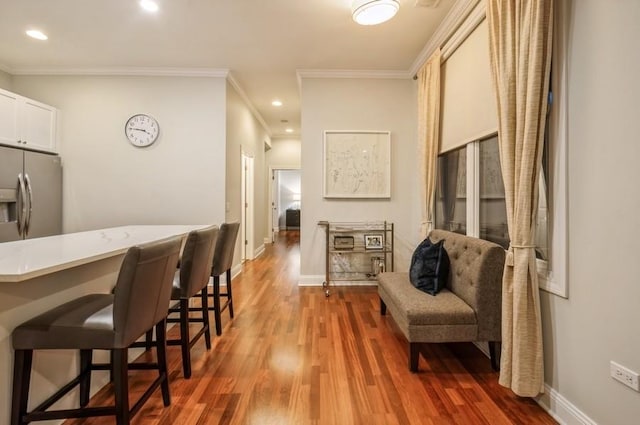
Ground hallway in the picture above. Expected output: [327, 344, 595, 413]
[66, 230, 555, 425]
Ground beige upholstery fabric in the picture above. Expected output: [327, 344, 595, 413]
[175, 225, 218, 299]
[211, 222, 240, 276]
[377, 230, 504, 344]
[417, 48, 442, 238]
[487, 0, 553, 397]
[13, 237, 182, 350]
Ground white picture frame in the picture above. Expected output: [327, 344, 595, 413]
[323, 130, 391, 198]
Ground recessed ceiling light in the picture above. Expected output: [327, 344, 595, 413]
[25, 30, 48, 41]
[140, 0, 159, 13]
[285, 128, 294, 133]
[272, 100, 283, 107]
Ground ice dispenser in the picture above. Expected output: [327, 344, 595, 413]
[0, 188, 18, 224]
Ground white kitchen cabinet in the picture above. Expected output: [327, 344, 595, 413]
[0, 88, 57, 153]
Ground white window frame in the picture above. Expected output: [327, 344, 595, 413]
[535, 0, 568, 298]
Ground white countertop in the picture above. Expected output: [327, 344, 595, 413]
[0, 225, 207, 283]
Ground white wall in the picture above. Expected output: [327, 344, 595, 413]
[0, 70, 11, 90]
[266, 137, 302, 169]
[538, 1, 640, 424]
[299, 78, 418, 282]
[11, 75, 226, 232]
[226, 82, 270, 262]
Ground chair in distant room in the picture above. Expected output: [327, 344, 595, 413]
[10, 236, 182, 425]
[210, 222, 240, 335]
[164, 225, 218, 378]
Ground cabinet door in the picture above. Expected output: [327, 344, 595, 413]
[0, 89, 20, 148]
[21, 99, 57, 153]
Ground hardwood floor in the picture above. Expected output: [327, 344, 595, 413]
[65, 230, 556, 425]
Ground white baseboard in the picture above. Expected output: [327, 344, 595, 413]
[536, 384, 597, 425]
[298, 275, 325, 286]
[231, 263, 242, 280]
[264, 237, 271, 244]
[254, 243, 265, 259]
[469, 344, 596, 425]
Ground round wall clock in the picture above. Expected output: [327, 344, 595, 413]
[125, 114, 160, 147]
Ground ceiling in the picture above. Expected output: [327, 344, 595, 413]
[0, 0, 456, 137]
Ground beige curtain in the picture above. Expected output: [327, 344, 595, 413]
[486, 0, 553, 397]
[418, 48, 442, 238]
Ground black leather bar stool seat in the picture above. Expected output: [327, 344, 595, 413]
[164, 225, 218, 378]
[11, 236, 182, 425]
[210, 222, 240, 335]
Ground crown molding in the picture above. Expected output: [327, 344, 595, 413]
[226, 72, 272, 138]
[8, 67, 230, 78]
[408, 0, 480, 76]
[296, 69, 411, 80]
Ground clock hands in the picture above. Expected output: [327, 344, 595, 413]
[131, 127, 152, 135]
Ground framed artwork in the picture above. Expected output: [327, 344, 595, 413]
[323, 131, 391, 198]
[334, 235, 355, 250]
[364, 234, 384, 250]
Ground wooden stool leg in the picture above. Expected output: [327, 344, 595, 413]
[226, 270, 234, 318]
[144, 329, 154, 351]
[113, 348, 130, 425]
[11, 349, 32, 425]
[155, 320, 171, 406]
[179, 298, 192, 378]
[201, 286, 212, 350]
[213, 275, 222, 336]
[79, 349, 93, 407]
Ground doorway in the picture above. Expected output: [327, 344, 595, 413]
[269, 168, 301, 243]
[241, 152, 255, 262]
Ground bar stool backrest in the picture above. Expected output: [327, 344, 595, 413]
[179, 225, 219, 298]
[113, 236, 182, 347]
[211, 222, 240, 276]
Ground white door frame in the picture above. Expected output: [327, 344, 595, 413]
[268, 166, 301, 243]
[241, 151, 255, 261]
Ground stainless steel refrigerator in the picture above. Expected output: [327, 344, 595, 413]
[0, 145, 62, 242]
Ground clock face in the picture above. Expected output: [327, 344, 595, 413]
[125, 114, 160, 147]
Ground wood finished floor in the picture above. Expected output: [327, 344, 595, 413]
[64, 230, 556, 425]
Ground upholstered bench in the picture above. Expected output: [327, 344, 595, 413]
[377, 229, 505, 372]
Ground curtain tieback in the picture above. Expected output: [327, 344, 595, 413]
[506, 243, 536, 266]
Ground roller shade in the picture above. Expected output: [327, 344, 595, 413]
[440, 18, 497, 153]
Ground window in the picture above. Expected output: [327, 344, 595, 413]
[433, 0, 567, 297]
[479, 136, 508, 250]
[434, 146, 466, 235]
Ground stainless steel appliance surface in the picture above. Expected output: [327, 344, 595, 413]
[0, 145, 62, 242]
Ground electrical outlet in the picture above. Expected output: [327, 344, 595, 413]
[610, 361, 640, 391]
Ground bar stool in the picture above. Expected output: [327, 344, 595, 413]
[164, 225, 218, 378]
[10, 236, 182, 425]
[210, 222, 240, 335]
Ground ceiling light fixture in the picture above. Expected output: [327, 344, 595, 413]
[139, 0, 159, 13]
[26, 30, 48, 40]
[352, 0, 400, 25]
[285, 128, 294, 133]
[272, 100, 283, 107]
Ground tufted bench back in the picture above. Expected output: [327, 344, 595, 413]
[429, 229, 505, 341]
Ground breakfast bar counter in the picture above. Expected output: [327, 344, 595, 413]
[0, 225, 206, 424]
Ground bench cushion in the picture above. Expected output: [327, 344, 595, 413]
[378, 272, 478, 342]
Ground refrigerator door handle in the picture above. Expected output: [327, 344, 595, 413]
[24, 173, 34, 237]
[17, 173, 27, 237]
